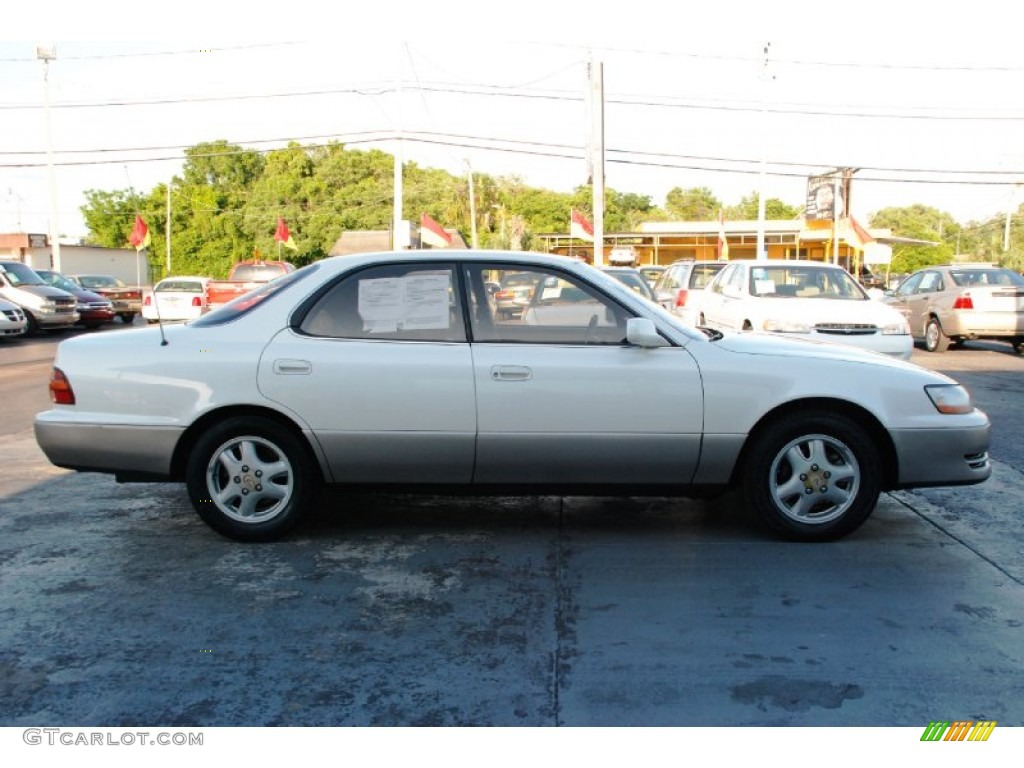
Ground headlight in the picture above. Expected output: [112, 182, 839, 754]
[762, 318, 810, 333]
[925, 384, 974, 414]
[881, 321, 910, 336]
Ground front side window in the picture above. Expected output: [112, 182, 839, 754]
[299, 262, 465, 342]
[464, 264, 632, 345]
[918, 271, 944, 293]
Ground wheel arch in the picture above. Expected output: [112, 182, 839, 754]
[731, 397, 899, 490]
[170, 405, 326, 482]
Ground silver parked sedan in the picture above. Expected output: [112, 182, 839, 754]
[35, 250, 991, 543]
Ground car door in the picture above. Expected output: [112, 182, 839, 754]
[257, 261, 477, 484]
[463, 262, 704, 486]
[700, 263, 744, 331]
[905, 271, 944, 337]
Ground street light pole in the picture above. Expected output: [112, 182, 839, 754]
[37, 44, 61, 272]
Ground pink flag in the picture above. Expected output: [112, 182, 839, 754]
[420, 213, 452, 248]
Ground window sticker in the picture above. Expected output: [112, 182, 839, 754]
[358, 273, 451, 332]
[754, 279, 775, 295]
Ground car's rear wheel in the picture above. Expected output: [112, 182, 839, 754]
[186, 416, 320, 541]
[924, 317, 950, 352]
[742, 411, 881, 541]
[1013, 338, 1024, 355]
[119, 313, 135, 323]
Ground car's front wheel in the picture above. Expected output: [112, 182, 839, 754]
[186, 416, 320, 541]
[924, 317, 950, 352]
[742, 412, 882, 541]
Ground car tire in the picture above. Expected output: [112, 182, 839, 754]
[119, 313, 136, 324]
[24, 312, 40, 336]
[742, 411, 881, 542]
[1013, 338, 1024, 355]
[924, 317, 950, 353]
[185, 416, 320, 542]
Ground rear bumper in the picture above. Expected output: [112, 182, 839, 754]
[34, 414, 181, 479]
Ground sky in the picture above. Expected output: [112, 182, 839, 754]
[5, 2, 1024, 244]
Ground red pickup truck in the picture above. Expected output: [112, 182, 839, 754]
[206, 260, 296, 309]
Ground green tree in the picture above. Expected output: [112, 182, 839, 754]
[869, 205, 957, 273]
[664, 186, 721, 220]
[725, 191, 802, 220]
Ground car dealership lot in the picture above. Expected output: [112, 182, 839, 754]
[1, 328, 1023, 726]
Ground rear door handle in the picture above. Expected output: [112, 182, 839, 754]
[490, 365, 532, 381]
[273, 359, 312, 375]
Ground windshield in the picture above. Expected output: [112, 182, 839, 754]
[0, 262, 46, 286]
[37, 271, 79, 292]
[78, 275, 127, 290]
[748, 265, 867, 300]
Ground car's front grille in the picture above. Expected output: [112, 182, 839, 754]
[81, 302, 110, 311]
[813, 323, 878, 336]
[2, 309, 24, 322]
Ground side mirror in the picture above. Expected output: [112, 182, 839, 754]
[626, 317, 669, 348]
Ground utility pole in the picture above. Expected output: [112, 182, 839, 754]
[37, 44, 61, 271]
[393, 44, 405, 250]
[466, 160, 478, 248]
[590, 53, 605, 266]
[756, 42, 771, 260]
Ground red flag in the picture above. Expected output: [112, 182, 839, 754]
[420, 212, 452, 248]
[128, 215, 151, 251]
[844, 216, 875, 251]
[570, 209, 594, 242]
[717, 210, 729, 261]
[274, 218, 297, 250]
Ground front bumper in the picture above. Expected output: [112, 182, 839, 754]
[890, 423, 992, 488]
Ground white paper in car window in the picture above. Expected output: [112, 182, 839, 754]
[754, 279, 775, 295]
[358, 274, 450, 332]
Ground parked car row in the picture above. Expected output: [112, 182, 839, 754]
[0, 260, 220, 339]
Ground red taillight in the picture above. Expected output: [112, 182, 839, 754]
[495, 290, 513, 300]
[953, 294, 974, 310]
[144, 295, 152, 306]
[674, 289, 690, 307]
[49, 367, 75, 405]
[191, 296, 202, 307]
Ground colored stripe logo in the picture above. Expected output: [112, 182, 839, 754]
[921, 721, 997, 741]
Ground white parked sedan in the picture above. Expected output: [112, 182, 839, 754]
[142, 276, 211, 323]
[0, 297, 27, 339]
[35, 250, 990, 543]
[697, 259, 913, 360]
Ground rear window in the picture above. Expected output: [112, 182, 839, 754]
[949, 268, 1024, 287]
[689, 263, 726, 289]
[192, 265, 317, 326]
[232, 264, 294, 282]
